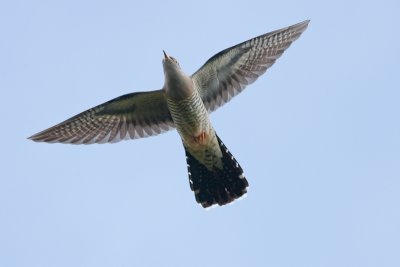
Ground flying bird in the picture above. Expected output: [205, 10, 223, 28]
[29, 20, 309, 208]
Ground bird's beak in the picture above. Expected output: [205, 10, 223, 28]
[163, 50, 169, 60]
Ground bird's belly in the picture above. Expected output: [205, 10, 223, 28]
[167, 90, 223, 169]
[166, 91, 211, 147]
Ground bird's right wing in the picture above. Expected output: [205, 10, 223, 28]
[192, 20, 309, 112]
[29, 90, 175, 144]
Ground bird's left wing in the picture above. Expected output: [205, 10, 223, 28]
[29, 89, 175, 144]
[192, 20, 309, 112]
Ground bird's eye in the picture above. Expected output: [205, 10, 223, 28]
[171, 57, 179, 65]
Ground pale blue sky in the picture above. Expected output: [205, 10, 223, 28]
[1, 0, 399, 266]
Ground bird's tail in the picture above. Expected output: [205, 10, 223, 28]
[185, 134, 249, 208]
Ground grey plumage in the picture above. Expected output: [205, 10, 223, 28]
[29, 20, 310, 207]
[193, 20, 309, 112]
[29, 90, 174, 144]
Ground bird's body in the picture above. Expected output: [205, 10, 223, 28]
[166, 88, 221, 169]
[163, 54, 220, 170]
[29, 20, 310, 208]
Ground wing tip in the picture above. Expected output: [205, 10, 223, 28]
[27, 127, 59, 143]
[302, 19, 311, 24]
[286, 19, 310, 34]
[27, 132, 44, 142]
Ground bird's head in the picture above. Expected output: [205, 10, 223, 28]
[162, 50, 193, 100]
[162, 50, 181, 72]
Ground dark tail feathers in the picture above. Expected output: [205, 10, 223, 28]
[185, 135, 249, 208]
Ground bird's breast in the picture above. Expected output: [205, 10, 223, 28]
[164, 71, 194, 101]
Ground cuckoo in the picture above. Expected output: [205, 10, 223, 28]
[29, 20, 309, 208]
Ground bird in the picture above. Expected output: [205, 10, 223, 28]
[29, 20, 310, 208]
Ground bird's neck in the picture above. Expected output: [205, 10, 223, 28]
[164, 68, 194, 101]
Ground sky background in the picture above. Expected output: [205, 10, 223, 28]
[1, 0, 399, 266]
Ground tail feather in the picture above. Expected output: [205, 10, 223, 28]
[185, 135, 249, 208]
